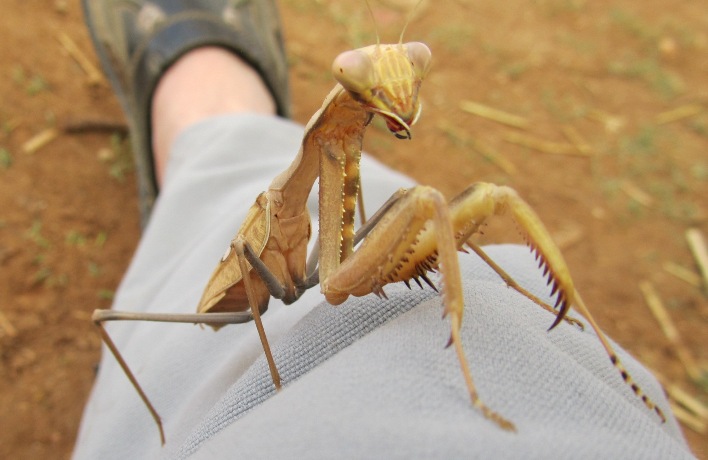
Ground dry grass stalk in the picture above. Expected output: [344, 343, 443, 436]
[469, 139, 517, 175]
[71, 310, 92, 321]
[561, 125, 594, 155]
[551, 224, 584, 251]
[669, 403, 707, 434]
[662, 261, 702, 287]
[0, 311, 17, 337]
[57, 32, 104, 86]
[437, 121, 517, 175]
[639, 280, 703, 382]
[586, 109, 625, 133]
[665, 384, 708, 421]
[652, 369, 708, 433]
[502, 132, 580, 156]
[655, 104, 704, 125]
[620, 180, 654, 207]
[685, 228, 708, 290]
[459, 100, 529, 129]
[22, 127, 60, 154]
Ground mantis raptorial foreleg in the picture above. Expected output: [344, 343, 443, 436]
[319, 181, 667, 430]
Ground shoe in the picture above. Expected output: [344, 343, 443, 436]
[82, 0, 291, 226]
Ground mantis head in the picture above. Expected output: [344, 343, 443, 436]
[332, 41, 431, 139]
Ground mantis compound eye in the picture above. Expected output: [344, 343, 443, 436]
[332, 49, 375, 94]
[405, 42, 432, 80]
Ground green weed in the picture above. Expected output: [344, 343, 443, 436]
[607, 56, 684, 99]
[609, 8, 657, 42]
[48, 273, 68, 289]
[65, 230, 87, 246]
[26, 75, 49, 96]
[556, 32, 596, 54]
[687, 116, 708, 137]
[11, 65, 25, 85]
[94, 231, 108, 247]
[618, 125, 657, 157]
[105, 133, 133, 182]
[32, 267, 52, 286]
[501, 61, 529, 81]
[98, 289, 114, 300]
[0, 148, 11, 169]
[88, 262, 101, 277]
[25, 220, 50, 249]
[541, 87, 587, 121]
[690, 162, 708, 181]
[32, 253, 46, 266]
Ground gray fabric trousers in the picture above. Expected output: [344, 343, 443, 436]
[72, 114, 693, 459]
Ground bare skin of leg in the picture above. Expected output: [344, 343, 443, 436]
[151, 46, 277, 186]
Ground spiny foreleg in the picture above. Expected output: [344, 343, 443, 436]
[447, 183, 576, 326]
[572, 292, 666, 422]
[450, 182, 665, 423]
[321, 186, 515, 431]
[462, 242, 584, 330]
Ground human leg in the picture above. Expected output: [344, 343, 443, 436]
[151, 46, 276, 185]
[82, 0, 290, 224]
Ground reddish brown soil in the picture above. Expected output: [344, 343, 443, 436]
[1, 1, 706, 458]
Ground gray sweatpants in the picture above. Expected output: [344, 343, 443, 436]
[72, 114, 693, 459]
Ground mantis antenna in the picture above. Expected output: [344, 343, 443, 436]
[363, 0, 380, 46]
[398, 0, 427, 44]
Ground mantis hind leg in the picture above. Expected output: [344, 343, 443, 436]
[92, 309, 254, 445]
[233, 238, 282, 390]
[91, 236, 293, 445]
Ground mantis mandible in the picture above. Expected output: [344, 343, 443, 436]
[93, 38, 666, 444]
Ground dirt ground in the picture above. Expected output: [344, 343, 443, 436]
[1, 0, 706, 458]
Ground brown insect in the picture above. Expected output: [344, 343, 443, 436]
[94, 38, 666, 444]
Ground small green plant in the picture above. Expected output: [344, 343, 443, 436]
[11, 65, 25, 85]
[32, 253, 46, 266]
[26, 74, 49, 96]
[104, 133, 134, 182]
[98, 289, 115, 300]
[25, 220, 50, 249]
[609, 8, 657, 42]
[624, 126, 656, 154]
[687, 117, 708, 137]
[88, 261, 102, 277]
[540, 87, 587, 121]
[607, 56, 684, 99]
[94, 231, 108, 247]
[690, 162, 708, 181]
[65, 230, 87, 246]
[32, 267, 53, 286]
[48, 273, 69, 289]
[0, 148, 11, 169]
[502, 61, 529, 81]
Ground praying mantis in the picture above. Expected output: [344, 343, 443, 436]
[93, 38, 666, 444]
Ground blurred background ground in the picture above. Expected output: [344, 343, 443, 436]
[0, 0, 706, 458]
